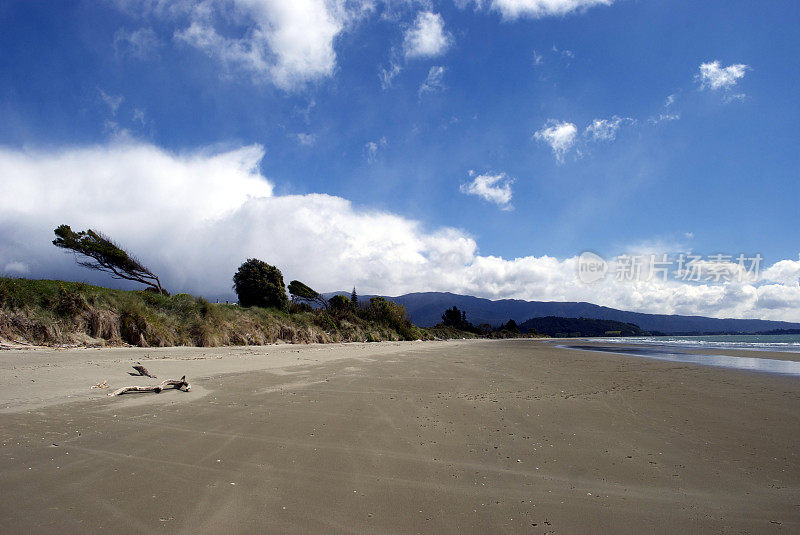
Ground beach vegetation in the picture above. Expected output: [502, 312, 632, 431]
[439, 305, 480, 333]
[233, 259, 287, 310]
[288, 280, 328, 309]
[0, 277, 473, 347]
[328, 294, 351, 311]
[52, 224, 166, 294]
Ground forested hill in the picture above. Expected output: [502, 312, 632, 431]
[330, 292, 800, 334]
[518, 316, 647, 337]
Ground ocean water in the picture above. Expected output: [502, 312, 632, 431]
[562, 333, 800, 377]
[564, 344, 800, 377]
[600, 334, 800, 352]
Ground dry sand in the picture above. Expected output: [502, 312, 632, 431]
[1, 339, 798, 533]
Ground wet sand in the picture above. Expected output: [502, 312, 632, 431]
[1, 339, 798, 533]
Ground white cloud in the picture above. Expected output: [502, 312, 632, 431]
[664, 93, 676, 107]
[2, 261, 29, 275]
[649, 112, 680, 125]
[584, 116, 634, 142]
[403, 11, 452, 59]
[295, 98, 316, 123]
[554, 44, 574, 59]
[460, 172, 514, 210]
[697, 60, 749, 91]
[761, 259, 800, 286]
[724, 93, 746, 104]
[296, 133, 317, 146]
[132, 109, 146, 125]
[465, 0, 613, 20]
[2, 141, 800, 321]
[379, 61, 402, 89]
[418, 65, 446, 95]
[534, 120, 577, 163]
[532, 49, 543, 66]
[169, 0, 373, 89]
[98, 89, 123, 116]
[113, 27, 160, 60]
[365, 136, 388, 162]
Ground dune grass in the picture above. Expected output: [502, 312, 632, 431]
[0, 278, 472, 348]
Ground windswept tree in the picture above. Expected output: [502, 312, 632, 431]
[287, 280, 328, 309]
[53, 224, 165, 294]
[233, 259, 287, 309]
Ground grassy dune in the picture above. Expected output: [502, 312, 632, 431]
[0, 278, 474, 348]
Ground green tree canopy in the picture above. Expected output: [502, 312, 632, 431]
[497, 319, 520, 333]
[440, 305, 478, 333]
[369, 296, 417, 340]
[52, 224, 165, 294]
[233, 259, 287, 309]
[328, 294, 351, 311]
[288, 280, 328, 309]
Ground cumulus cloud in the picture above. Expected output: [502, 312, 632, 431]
[2, 141, 800, 321]
[403, 11, 452, 59]
[460, 172, 514, 210]
[463, 0, 614, 20]
[761, 259, 800, 286]
[584, 116, 634, 142]
[697, 60, 749, 91]
[534, 120, 577, 163]
[167, 0, 373, 89]
[418, 65, 446, 95]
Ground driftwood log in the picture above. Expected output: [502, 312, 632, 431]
[109, 376, 191, 397]
[130, 363, 156, 378]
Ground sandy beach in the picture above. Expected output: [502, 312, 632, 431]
[1, 339, 798, 533]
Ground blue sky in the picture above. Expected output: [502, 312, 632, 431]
[1, 0, 799, 320]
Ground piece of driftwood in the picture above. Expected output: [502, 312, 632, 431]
[130, 363, 156, 378]
[109, 376, 191, 397]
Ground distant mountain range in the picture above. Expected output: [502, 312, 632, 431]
[328, 291, 800, 334]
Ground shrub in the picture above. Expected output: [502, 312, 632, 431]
[55, 284, 87, 316]
[232, 259, 288, 310]
[287, 301, 313, 314]
[119, 309, 148, 346]
[328, 294, 351, 311]
[368, 296, 418, 340]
